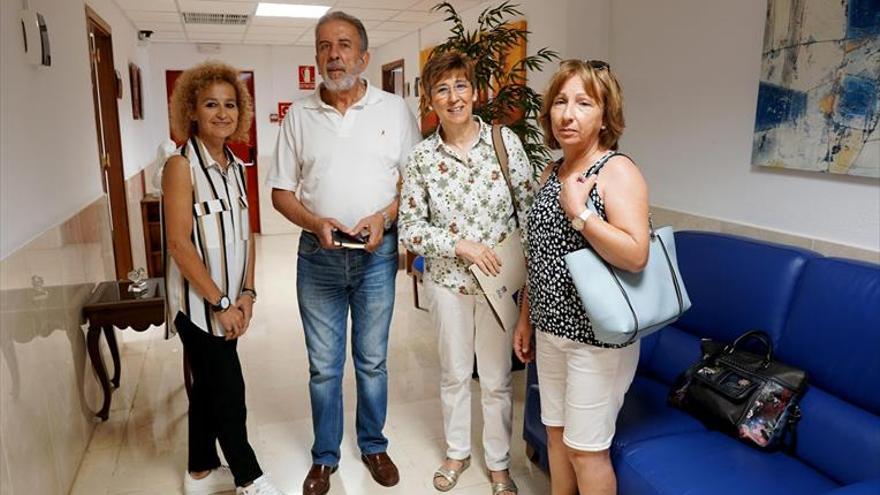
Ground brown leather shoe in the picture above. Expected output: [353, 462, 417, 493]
[361, 452, 400, 487]
[302, 463, 337, 495]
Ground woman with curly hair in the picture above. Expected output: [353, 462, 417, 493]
[162, 61, 285, 495]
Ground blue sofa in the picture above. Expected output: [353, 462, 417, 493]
[523, 231, 880, 494]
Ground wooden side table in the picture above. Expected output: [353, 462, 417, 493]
[82, 278, 169, 421]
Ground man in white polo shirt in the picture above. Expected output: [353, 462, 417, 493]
[267, 10, 420, 495]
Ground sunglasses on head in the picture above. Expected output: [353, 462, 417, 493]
[560, 59, 610, 70]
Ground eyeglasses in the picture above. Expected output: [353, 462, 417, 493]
[432, 81, 471, 99]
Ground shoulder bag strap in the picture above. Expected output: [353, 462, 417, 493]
[492, 124, 519, 227]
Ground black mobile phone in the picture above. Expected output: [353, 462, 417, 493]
[332, 230, 367, 249]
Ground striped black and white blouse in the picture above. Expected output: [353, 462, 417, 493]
[163, 136, 250, 337]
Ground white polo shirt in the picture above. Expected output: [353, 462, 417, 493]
[267, 80, 421, 229]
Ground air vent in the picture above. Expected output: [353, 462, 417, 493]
[182, 12, 249, 25]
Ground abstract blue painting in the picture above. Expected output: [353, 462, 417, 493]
[753, 0, 880, 178]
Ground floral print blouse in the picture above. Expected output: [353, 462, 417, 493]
[399, 118, 537, 295]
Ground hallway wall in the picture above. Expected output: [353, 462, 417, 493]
[1, 1, 165, 493]
[1, 0, 164, 261]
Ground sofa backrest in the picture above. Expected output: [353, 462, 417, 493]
[641, 231, 819, 383]
[775, 257, 880, 485]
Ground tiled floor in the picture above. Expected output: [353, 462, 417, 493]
[70, 233, 550, 494]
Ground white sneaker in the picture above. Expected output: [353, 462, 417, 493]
[236, 475, 286, 495]
[184, 466, 236, 494]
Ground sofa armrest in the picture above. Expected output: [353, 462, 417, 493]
[822, 479, 880, 494]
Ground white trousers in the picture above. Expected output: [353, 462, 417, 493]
[426, 280, 514, 470]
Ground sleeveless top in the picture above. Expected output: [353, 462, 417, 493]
[526, 151, 633, 348]
[163, 136, 250, 337]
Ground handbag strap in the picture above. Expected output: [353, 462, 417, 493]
[492, 124, 519, 227]
[727, 330, 774, 367]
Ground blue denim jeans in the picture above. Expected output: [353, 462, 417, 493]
[296, 230, 398, 466]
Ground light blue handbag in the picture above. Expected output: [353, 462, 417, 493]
[563, 212, 691, 346]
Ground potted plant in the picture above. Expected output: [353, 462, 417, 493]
[425, 1, 559, 171]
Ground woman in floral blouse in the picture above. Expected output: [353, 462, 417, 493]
[399, 51, 535, 495]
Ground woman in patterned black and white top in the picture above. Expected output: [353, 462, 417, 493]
[513, 60, 650, 495]
[163, 61, 284, 495]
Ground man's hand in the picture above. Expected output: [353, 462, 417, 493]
[218, 307, 245, 340]
[350, 213, 385, 252]
[313, 217, 348, 249]
[234, 295, 255, 338]
[455, 239, 502, 276]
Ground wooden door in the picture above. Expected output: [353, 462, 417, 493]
[165, 70, 261, 233]
[86, 7, 132, 279]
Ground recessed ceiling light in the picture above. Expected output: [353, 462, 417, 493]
[255, 3, 330, 19]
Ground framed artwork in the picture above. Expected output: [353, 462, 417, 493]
[752, 0, 879, 177]
[129, 62, 143, 120]
[115, 70, 123, 99]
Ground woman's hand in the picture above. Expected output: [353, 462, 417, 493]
[559, 173, 597, 220]
[455, 239, 502, 276]
[234, 294, 254, 338]
[513, 317, 534, 363]
[218, 307, 245, 340]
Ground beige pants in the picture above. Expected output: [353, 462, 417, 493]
[537, 330, 640, 451]
[426, 279, 514, 471]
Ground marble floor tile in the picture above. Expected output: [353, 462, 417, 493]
[70, 234, 550, 494]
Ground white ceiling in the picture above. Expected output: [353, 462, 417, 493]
[116, 0, 483, 47]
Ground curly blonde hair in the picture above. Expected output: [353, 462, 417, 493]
[169, 61, 253, 142]
[539, 59, 625, 151]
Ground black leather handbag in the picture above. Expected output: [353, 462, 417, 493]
[669, 330, 808, 450]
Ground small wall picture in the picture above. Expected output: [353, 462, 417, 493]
[129, 62, 143, 120]
[115, 70, 123, 99]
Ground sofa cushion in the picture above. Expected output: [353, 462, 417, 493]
[641, 325, 702, 385]
[673, 231, 818, 345]
[613, 376, 705, 456]
[615, 431, 839, 495]
[821, 479, 880, 494]
[790, 386, 880, 485]
[777, 257, 880, 414]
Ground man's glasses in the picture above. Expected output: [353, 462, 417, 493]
[432, 81, 471, 99]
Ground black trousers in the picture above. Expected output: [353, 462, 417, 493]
[175, 312, 262, 487]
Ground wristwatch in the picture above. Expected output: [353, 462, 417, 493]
[240, 287, 257, 303]
[571, 208, 594, 231]
[380, 210, 394, 230]
[211, 295, 231, 312]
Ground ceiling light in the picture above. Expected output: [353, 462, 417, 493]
[255, 3, 330, 18]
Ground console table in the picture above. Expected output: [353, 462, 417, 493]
[82, 278, 190, 421]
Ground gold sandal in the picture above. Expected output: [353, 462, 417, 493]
[432, 456, 471, 492]
[489, 470, 518, 495]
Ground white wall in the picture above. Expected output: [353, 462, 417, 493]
[610, 0, 880, 250]
[365, 30, 422, 116]
[1, 0, 165, 260]
[368, 0, 879, 251]
[147, 43, 320, 235]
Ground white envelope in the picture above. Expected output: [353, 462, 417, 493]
[469, 230, 527, 331]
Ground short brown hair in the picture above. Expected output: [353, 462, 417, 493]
[419, 50, 475, 117]
[169, 61, 253, 142]
[539, 59, 625, 150]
